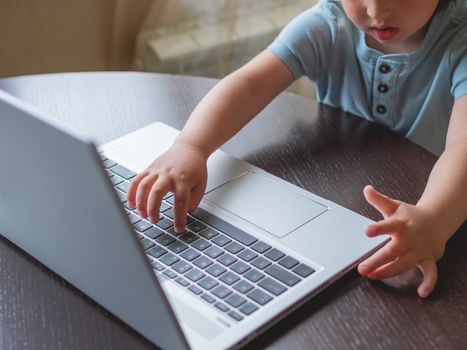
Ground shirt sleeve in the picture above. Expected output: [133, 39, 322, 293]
[450, 29, 467, 101]
[267, 1, 341, 82]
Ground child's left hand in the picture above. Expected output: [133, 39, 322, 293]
[358, 185, 448, 298]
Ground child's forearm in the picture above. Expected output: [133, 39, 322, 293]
[417, 136, 467, 242]
[174, 50, 293, 158]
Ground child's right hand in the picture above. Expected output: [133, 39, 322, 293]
[127, 142, 208, 233]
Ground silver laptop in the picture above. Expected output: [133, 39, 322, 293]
[0, 89, 388, 350]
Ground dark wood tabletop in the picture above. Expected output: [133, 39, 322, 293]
[0, 72, 465, 350]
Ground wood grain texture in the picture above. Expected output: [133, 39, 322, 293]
[0, 72, 465, 350]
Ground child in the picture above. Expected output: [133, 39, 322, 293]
[128, 0, 467, 298]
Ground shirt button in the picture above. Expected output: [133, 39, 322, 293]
[376, 105, 387, 114]
[379, 64, 391, 73]
[378, 83, 389, 93]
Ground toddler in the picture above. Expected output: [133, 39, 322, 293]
[128, 0, 467, 298]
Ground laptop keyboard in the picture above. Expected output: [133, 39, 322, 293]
[101, 155, 316, 322]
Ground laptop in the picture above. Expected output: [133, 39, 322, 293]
[0, 89, 388, 350]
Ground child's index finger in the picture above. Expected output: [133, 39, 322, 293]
[127, 171, 149, 207]
[363, 185, 399, 218]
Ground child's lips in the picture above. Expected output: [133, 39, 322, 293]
[371, 27, 398, 40]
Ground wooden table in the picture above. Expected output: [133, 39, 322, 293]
[0, 72, 465, 350]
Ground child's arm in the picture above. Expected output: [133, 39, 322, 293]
[127, 50, 294, 232]
[358, 94, 467, 298]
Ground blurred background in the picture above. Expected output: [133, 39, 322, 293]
[0, 0, 316, 98]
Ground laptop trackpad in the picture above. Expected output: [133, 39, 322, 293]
[204, 171, 327, 238]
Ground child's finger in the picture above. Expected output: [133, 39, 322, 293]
[127, 171, 149, 208]
[173, 181, 191, 233]
[358, 239, 406, 275]
[363, 185, 400, 218]
[366, 217, 405, 237]
[135, 174, 158, 218]
[366, 251, 416, 279]
[417, 259, 438, 298]
[147, 176, 171, 223]
[187, 178, 207, 212]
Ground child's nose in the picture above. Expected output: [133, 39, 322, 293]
[366, 1, 392, 22]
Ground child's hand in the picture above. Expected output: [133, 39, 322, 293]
[358, 185, 448, 298]
[127, 143, 208, 233]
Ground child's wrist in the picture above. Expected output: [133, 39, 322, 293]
[416, 201, 459, 243]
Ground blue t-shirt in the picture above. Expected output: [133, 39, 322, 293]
[268, 0, 467, 155]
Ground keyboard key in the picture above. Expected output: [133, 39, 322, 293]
[244, 269, 265, 283]
[163, 209, 194, 224]
[293, 263, 315, 277]
[178, 232, 199, 244]
[212, 234, 232, 247]
[160, 201, 171, 213]
[172, 261, 192, 274]
[191, 238, 212, 251]
[188, 285, 203, 295]
[116, 181, 130, 193]
[225, 242, 244, 254]
[185, 269, 205, 282]
[198, 276, 219, 290]
[217, 253, 237, 267]
[237, 249, 258, 262]
[251, 241, 271, 254]
[204, 246, 224, 259]
[212, 285, 232, 299]
[146, 245, 167, 259]
[278, 256, 300, 269]
[187, 220, 207, 233]
[233, 280, 254, 294]
[228, 311, 244, 321]
[102, 158, 117, 168]
[175, 277, 190, 287]
[109, 164, 137, 180]
[258, 277, 287, 296]
[116, 190, 127, 203]
[163, 269, 177, 279]
[110, 175, 124, 186]
[180, 248, 201, 261]
[201, 294, 216, 304]
[128, 213, 141, 224]
[192, 208, 258, 246]
[167, 241, 189, 254]
[199, 227, 219, 240]
[247, 289, 273, 305]
[239, 302, 258, 316]
[144, 226, 164, 239]
[151, 260, 165, 271]
[193, 256, 214, 269]
[214, 302, 229, 312]
[265, 265, 301, 286]
[167, 227, 188, 237]
[230, 261, 250, 275]
[156, 218, 173, 230]
[99, 153, 108, 161]
[156, 234, 176, 246]
[225, 294, 246, 308]
[206, 263, 227, 278]
[251, 257, 271, 270]
[160, 253, 180, 266]
[141, 238, 156, 251]
[134, 220, 153, 232]
[265, 248, 285, 262]
[220, 271, 240, 285]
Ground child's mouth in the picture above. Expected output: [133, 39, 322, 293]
[371, 27, 398, 40]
